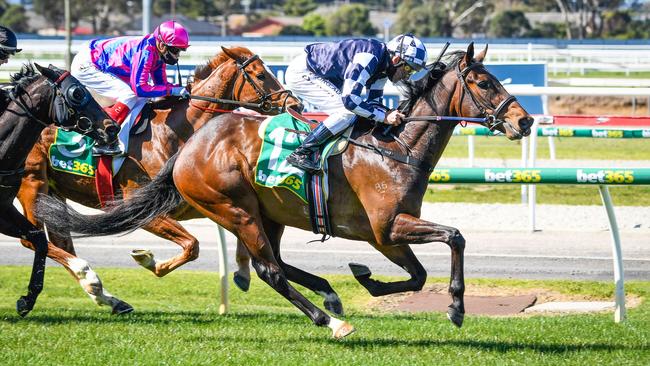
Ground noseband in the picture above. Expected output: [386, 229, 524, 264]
[456, 62, 517, 131]
[189, 54, 295, 114]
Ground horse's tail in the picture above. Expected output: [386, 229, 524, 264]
[35, 153, 183, 237]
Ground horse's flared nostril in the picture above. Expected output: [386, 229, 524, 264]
[519, 116, 534, 133]
[289, 102, 304, 113]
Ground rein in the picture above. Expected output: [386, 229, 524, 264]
[8, 85, 56, 128]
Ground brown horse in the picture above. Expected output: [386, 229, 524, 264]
[17, 47, 301, 314]
[36, 44, 533, 337]
[1, 63, 117, 316]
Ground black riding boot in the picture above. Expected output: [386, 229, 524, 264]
[92, 140, 123, 156]
[286, 123, 333, 175]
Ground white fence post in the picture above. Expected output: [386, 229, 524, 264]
[217, 225, 229, 314]
[598, 185, 626, 323]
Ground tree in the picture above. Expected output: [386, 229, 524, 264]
[325, 4, 376, 36]
[283, 0, 317, 17]
[526, 22, 567, 38]
[395, 0, 490, 37]
[279, 25, 313, 35]
[0, 4, 29, 32]
[602, 10, 632, 38]
[554, 0, 626, 39]
[302, 12, 326, 36]
[488, 10, 531, 38]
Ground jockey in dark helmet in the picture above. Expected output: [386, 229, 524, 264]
[70, 20, 190, 156]
[0, 25, 22, 112]
[0, 25, 21, 66]
[284, 34, 429, 174]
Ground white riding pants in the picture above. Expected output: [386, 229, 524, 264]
[70, 44, 145, 110]
[285, 53, 356, 135]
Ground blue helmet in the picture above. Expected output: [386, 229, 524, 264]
[0, 25, 21, 54]
[387, 34, 428, 81]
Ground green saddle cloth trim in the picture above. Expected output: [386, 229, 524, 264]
[255, 113, 339, 203]
[48, 129, 96, 178]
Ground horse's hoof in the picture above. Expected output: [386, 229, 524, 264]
[16, 296, 32, 317]
[447, 307, 464, 328]
[131, 249, 155, 270]
[233, 273, 250, 292]
[324, 299, 344, 316]
[332, 321, 356, 339]
[348, 262, 371, 277]
[112, 300, 134, 315]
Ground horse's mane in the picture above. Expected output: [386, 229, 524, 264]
[193, 47, 254, 81]
[399, 51, 466, 115]
[10, 63, 40, 91]
[0, 64, 40, 110]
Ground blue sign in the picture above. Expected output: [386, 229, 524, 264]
[485, 63, 546, 114]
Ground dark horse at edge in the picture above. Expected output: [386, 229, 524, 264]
[36, 44, 533, 337]
[1, 63, 117, 316]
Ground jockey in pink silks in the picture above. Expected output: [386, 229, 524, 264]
[71, 20, 190, 155]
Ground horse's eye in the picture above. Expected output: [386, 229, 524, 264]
[257, 73, 266, 80]
[477, 80, 491, 89]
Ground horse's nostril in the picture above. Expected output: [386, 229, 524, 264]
[519, 117, 534, 131]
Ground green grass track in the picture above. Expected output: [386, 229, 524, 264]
[0, 267, 648, 365]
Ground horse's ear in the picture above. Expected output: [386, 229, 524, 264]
[221, 46, 238, 61]
[34, 63, 56, 80]
[475, 44, 488, 63]
[463, 42, 475, 67]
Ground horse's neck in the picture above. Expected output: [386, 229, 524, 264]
[0, 93, 48, 169]
[175, 68, 237, 137]
[406, 80, 459, 171]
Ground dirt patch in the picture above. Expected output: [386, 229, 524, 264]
[549, 95, 648, 116]
[368, 283, 643, 317]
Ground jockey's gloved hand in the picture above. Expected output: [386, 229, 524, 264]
[171, 87, 190, 99]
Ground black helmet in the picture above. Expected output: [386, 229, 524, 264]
[0, 25, 22, 54]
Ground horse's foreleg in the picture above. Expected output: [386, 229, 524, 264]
[349, 244, 427, 297]
[355, 213, 465, 327]
[17, 238, 133, 315]
[0, 204, 47, 316]
[132, 217, 199, 277]
[233, 238, 251, 291]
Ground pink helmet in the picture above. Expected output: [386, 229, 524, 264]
[153, 20, 190, 49]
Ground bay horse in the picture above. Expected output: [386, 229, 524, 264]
[16, 46, 302, 314]
[1, 63, 117, 316]
[35, 43, 533, 337]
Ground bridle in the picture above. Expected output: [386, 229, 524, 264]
[360, 59, 519, 172]
[189, 54, 295, 114]
[8, 69, 103, 134]
[454, 61, 517, 131]
[1, 67, 112, 180]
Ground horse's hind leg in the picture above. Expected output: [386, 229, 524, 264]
[263, 219, 344, 316]
[130, 217, 199, 277]
[0, 204, 47, 316]
[352, 213, 465, 327]
[181, 192, 354, 338]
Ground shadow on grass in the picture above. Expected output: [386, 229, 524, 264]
[337, 337, 641, 354]
[2, 309, 645, 354]
[0, 309, 308, 326]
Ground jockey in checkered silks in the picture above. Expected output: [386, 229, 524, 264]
[285, 34, 429, 174]
[70, 20, 190, 156]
